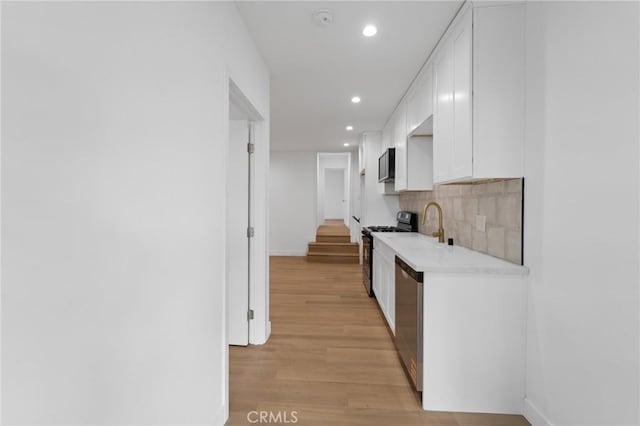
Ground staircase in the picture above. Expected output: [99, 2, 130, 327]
[307, 220, 359, 264]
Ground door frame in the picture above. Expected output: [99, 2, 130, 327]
[227, 78, 265, 343]
[316, 152, 351, 228]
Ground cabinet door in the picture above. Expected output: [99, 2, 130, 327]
[433, 39, 454, 183]
[373, 250, 386, 312]
[385, 257, 395, 334]
[358, 135, 366, 174]
[407, 65, 434, 135]
[451, 8, 473, 180]
[382, 121, 392, 150]
[394, 103, 408, 192]
[433, 7, 473, 183]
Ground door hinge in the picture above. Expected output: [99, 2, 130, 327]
[247, 309, 254, 321]
[247, 143, 255, 154]
[247, 227, 255, 238]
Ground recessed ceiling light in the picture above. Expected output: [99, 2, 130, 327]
[346, 125, 354, 131]
[362, 25, 377, 37]
[344, 143, 350, 147]
[351, 96, 361, 104]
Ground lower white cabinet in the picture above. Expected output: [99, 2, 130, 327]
[372, 237, 396, 333]
[373, 233, 528, 414]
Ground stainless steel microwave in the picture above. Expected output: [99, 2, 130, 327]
[378, 148, 396, 182]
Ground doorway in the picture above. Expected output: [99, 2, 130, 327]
[316, 152, 351, 229]
[227, 81, 262, 347]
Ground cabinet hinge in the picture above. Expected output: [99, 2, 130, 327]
[247, 309, 254, 321]
[247, 227, 255, 238]
[247, 143, 255, 154]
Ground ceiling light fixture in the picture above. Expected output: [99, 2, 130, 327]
[346, 125, 354, 131]
[362, 25, 377, 37]
[344, 143, 350, 147]
[351, 96, 361, 104]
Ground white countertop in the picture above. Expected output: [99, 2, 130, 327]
[373, 232, 529, 275]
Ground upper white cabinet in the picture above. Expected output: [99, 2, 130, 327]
[360, 131, 400, 224]
[358, 140, 365, 175]
[394, 97, 434, 192]
[433, 3, 525, 183]
[393, 103, 408, 192]
[433, 6, 473, 183]
[379, 118, 398, 195]
[406, 64, 434, 135]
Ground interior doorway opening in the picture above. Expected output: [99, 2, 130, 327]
[227, 80, 263, 347]
[316, 152, 351, 229]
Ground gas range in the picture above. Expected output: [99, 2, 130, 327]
[362, 225, 409, 233]
[361, 211, 418, 297]
[362, 212, 419, 236]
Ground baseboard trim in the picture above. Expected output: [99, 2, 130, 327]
[523, 398, 553, 426]
[269, 251, 306, 256]
[213, 403, 227, 426]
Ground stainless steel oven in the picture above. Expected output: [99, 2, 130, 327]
[395, 255, 423, 392]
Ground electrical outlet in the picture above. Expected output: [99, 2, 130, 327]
[476, 215, 486, 232]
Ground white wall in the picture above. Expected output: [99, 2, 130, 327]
[523, 2, 639, 425]
[269, 152, 317, 256]
[361, 132, 400, 226]
[1, 2, 269, 425]
[350, 152, 361, 243]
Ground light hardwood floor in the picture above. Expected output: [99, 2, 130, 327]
[228, 257, 530, 426]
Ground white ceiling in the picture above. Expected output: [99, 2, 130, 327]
[236, 1, 463, 152]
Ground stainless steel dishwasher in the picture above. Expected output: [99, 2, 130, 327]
[394, 255, 423, 392]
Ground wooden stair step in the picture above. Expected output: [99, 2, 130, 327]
[308, 242, 359, 255]
[316, 225, 350, 235]
[316, 235, 351, 243]
[306, 252, 359, 264]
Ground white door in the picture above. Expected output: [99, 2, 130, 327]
[227, 120, 250, 346]
[324, 168, 345, 220]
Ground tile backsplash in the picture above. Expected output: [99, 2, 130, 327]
[399, 179, 523, 264]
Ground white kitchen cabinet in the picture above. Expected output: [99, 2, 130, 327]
[374, 232, 528, 414]
[406, 64, 434, 135]
[393, 97, 434, 191]
[392, 46, 436, 192]
[358, 140, 365, 175]
[372, 248, 384, 307]
[360, 132, 399, 227]
[378, 120, 398, 195]
[432, 2, 525, 183]
[373, 236, 396, 334]
[381, 120, 393, 150]
[393, 103, 407, 193]
[395, 132, 434, 192]
[433, 5, 472, 183]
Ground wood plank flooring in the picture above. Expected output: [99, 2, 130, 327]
[228, 257, 530, 426]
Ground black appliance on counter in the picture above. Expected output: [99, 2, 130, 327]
[361, 211, 418, 297]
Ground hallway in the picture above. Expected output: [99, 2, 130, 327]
[228, 257, 529, 425]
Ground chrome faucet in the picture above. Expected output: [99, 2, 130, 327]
[421, 202, 445, 243]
